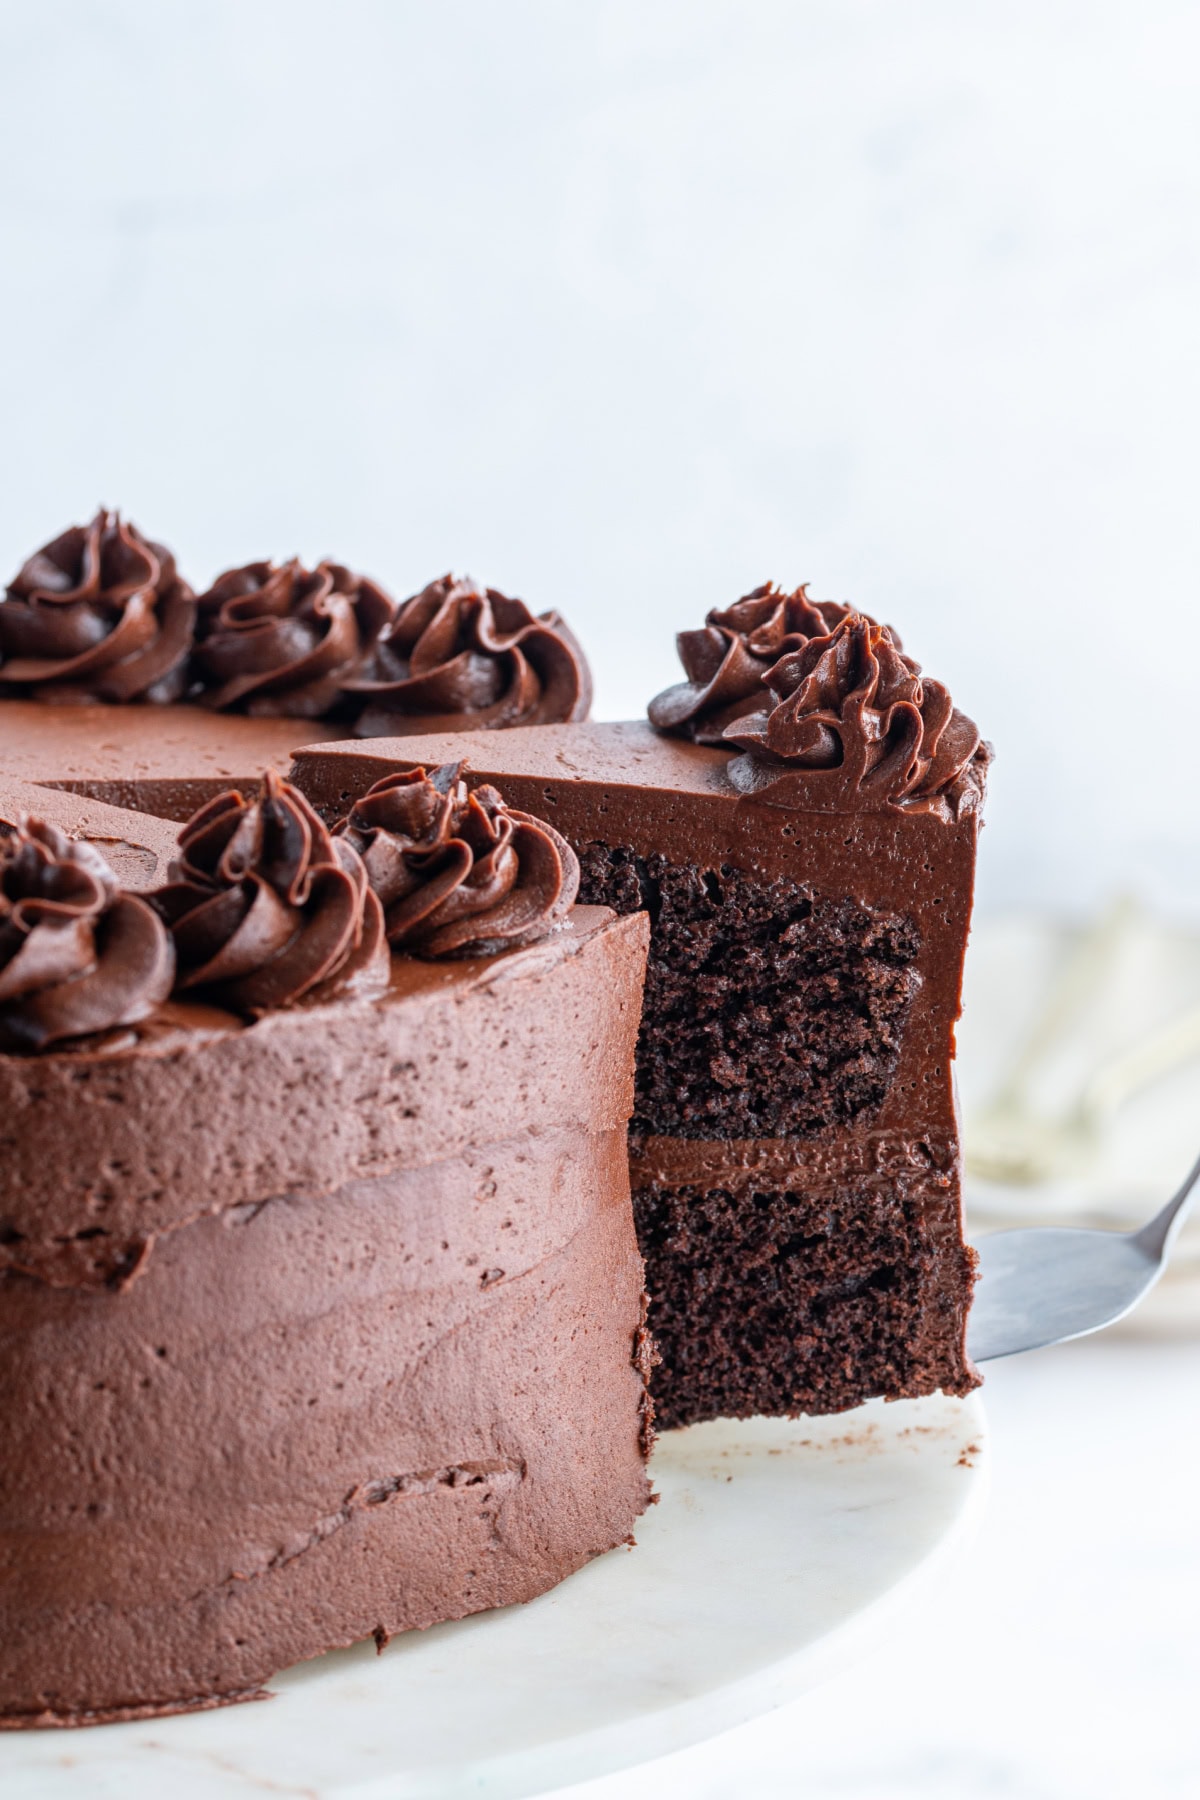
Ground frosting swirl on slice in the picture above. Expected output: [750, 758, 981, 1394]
[193, 559, 396, 717]
[724, 613, 986, 814]
[336, 762, 579, 957]
[0, 510, 196, 703]
[347, 574, 592, 735]
[150, 772, 387, 1015]
[0, 819, 174, 1052]
[648, 582, 879, 744]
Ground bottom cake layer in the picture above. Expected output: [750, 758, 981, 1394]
[0, 1126, 652, 1727]
[632, 1153, 977, 1429]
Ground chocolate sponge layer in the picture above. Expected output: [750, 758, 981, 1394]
[633, 1174, 976, 1429]
[577, 843, 921, 1139]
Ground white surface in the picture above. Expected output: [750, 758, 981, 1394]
[1, 1, 1199, 917]
[562, 1335, 1200, 1800]
[960, 911, 1200, 1320]
[2, 1394, 986, 1800]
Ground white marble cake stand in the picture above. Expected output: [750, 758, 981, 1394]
[3, 1391, 987, 1800]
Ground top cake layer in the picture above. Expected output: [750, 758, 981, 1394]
[291, 716, 985, 1137]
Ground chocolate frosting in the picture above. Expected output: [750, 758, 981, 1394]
[0, 907, 652, 1725]
[0, 818, 173, 1052]
[336, 763, 580, 957]
[0, 510, 196, 704]
[151, 772, 387, 1014]
[193, 560, 396, 718]
[722, 614, 986, 815]
[648, 582, 880, 744]
[347, 574, 592, 734]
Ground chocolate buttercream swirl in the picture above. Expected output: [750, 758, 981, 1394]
[724, 613, 986, 815]
[150, 772, 388, 1015]
[0, 819, 174, 1053]
[648, 582, 882, 745]
[193, 559, 396, 718]
[336, 762, 580, 957]
[0, 510, 196, 704]
[347, 574, 592, 735]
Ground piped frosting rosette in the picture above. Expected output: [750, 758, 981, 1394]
[0, 510, 196, 703]
[0, 819, 174, 1052]
[648, 582, 880, 745]
[336, 762, 579, 957]
[347, 574, 592, 736]
[193, 559, 396, 718]
[723, 613, 987, 816]
[150, 772, 388, 1015]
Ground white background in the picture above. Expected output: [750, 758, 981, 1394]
[2, 10, 1199, 1797]
[1, 0, 1197, 917]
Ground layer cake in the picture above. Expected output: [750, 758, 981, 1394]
[290, 603, 989, 1428]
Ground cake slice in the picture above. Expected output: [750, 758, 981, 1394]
[290, 604, 990, 1428]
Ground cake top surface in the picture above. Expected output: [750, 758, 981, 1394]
[0, 698, 346, 782]
[290, 715, 987, 822]
[291, 721, 735, 796]
[0, 899, 626, 1069]
[0, 766, 607, 1059]
[0, 776, 178, 888]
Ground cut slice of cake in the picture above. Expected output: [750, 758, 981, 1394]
[290, 603, 990, 1429]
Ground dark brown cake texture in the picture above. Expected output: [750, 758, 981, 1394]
[0, 772, 652, 1728]
[290, 588, 990, 1429]
[0, 516, 594, 820]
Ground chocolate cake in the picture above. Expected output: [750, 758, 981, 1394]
[1, 519, 991, 1726]
[0, 772, 652, 1727]
[0, 513, 593, 821]
[290, 588, 990, 1430]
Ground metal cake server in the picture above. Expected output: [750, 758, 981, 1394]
[968, 1148, 1200, 1362]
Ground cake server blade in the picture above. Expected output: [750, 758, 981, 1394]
[967, 1147, 1200, 1362]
